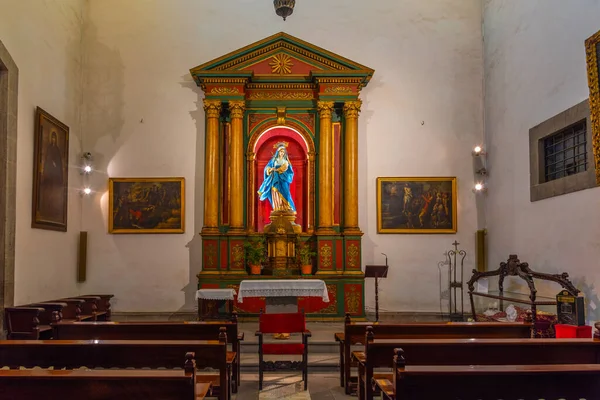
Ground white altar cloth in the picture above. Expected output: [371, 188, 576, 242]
[237, 279, 329, 303]
[195, 288, 237, 300]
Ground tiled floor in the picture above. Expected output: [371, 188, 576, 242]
[235, 373, 350, 400]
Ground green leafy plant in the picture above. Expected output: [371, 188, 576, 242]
[297, 242, 317, 265]
[244, 235, 267, 266]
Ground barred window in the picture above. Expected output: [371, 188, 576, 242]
[543, 120, 587, 182]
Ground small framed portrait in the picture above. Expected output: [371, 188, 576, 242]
[108, 177, 185, 234]
[32, 107, 69, 232]
[376, 177, 457, 234]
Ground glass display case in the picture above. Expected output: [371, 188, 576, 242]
[467, 254, 580, 337]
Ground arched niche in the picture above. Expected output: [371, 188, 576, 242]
[249, 124, 314, 232]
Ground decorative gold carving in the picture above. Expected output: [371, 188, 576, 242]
[249, 113, 272, 131]
[320, 243, 332, 268]
[315, 77, 365, 85]
[317, 101, 335, 119]
[345, 285, 361, 314]
[277, 107, 286, 125]
[292, 114, 315, 129]
[231, 244, 244, 269]
[347, 244, 359, 268]
[324, 86, 354, 95]
[229, 100, 245, 119]
[205, 243, 217, 268]
[203, 99, 222, 118]
[269, 53, 294, 75]
[272, 141, 289, 149]
[247, 83, 316, 90]
[249, 91, 313, 100]
[317, 284, 338, 314]
[343, 100, 362, 118]
[210, 87, 240, 95]
[585, 30, 600, 184]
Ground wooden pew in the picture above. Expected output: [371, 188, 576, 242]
[361, 333, 600, 400]
[52, 318, 243, 393]
[385, 355, 600, 400]
[338, 313, 533, 394]
[0, 336, 230, 400]
[0, 352, 206, 400]
[4, 307, 50, 339]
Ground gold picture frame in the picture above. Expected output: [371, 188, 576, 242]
[108, 177, 185, 234]
[585, 29, 600, 184]
[376, 177, 457, 234]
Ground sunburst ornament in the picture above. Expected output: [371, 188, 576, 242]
[269, 54, 293, 75]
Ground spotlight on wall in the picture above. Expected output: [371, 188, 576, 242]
[81, 152, 93, 175]
[472, 145, 486, 156]
[472, 183, 487, 193]
[80, 187, 92, 196]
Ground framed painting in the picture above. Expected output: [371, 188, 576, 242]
[376, 177, 457, 234]
[32, 107, 69, 232]
[585, 30, 600, 184]
[108, 177, 185, 234]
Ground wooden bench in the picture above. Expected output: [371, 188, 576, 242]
[4, 294, 113, 339]
[0, 352, 206, 400]
[361, 333, 600, 400]
[0, 336, 231, 400]
[384, 355, 600, 400]
[52, 318, 243, 393]
[336, 313, 533, 394]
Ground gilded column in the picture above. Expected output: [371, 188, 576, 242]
[201, 99, 222, 234]
[229, 100, 245, 233]
[343, 100, 362, 234]
[317, 101, 335, 234]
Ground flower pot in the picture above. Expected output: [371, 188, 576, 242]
[301, 264, 312, 275]
[250, 264, 261, 275]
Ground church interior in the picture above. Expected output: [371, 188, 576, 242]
[2, 0, 600, 398]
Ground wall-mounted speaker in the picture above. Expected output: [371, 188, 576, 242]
[476, 229, 487, 272]
[77, 231, 87, 282]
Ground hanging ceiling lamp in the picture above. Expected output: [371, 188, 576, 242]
[274, 0, 295, 21]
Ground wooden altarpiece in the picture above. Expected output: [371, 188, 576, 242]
[190, 32, 374, 319]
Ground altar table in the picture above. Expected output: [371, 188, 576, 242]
[238, 279, 329, 313]
[195, 288, 236, 320]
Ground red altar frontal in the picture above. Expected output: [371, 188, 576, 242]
[189, 33, 374, 319]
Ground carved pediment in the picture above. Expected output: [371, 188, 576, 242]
[190, 32, 374, 93]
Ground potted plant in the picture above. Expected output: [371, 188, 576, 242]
[297, 242, 317, 275]
[244, 235, 266, 275]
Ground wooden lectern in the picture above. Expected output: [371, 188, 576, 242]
[365, 255, 389, 322]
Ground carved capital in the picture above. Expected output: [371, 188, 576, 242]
[229, 100, 246, 119]
[317, 101, 335, 119]
[343, 100, 362, 118]
[203, 99, 222, 118]
[246, 152, 255, 161]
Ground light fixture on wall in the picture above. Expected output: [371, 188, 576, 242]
[81, 152, 93, 175]
[472, 145, 486, 156]
[473, 182, 487, 193]
[274, 0, 295, 21]
[83, 187, 92, 195]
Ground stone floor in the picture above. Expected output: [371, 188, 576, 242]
[235, 373, 349, 400]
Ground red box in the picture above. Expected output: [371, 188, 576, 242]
[554, 324, 592, 338]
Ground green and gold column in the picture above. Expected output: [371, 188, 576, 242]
[201, 99, 222, 234]
[317, 101, 335, 234]
[229, 100, 245, 233]
[343, 100, 362, 234]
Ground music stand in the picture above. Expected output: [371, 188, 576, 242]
[365, 263, 388, 322]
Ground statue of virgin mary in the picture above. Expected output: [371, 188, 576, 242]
[257, 142, 296, 213]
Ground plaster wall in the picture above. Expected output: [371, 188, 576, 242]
[0, 0, 84, 305]
[483, 0, 600, 318]
[82, 0, 483, 312]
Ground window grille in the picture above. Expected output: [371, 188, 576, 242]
[543, 120, 587, 182]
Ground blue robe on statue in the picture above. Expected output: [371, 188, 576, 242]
[257, 150, 296, 212]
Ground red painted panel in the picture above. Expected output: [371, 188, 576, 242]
[229, 240, 245, 270]
[220, 240, 228, 270]
[203, 240, 218, 270]
[344, 284, 363, 316]
[201, 284, 219, 289]
[234, 296, 266, 314]
[298, 284, 337, 314]
[335, 240, 343, 271]
[318, 240, 334, 270]
[241, 56, 320, 75]
[345, 240, 361, 271]
[254, 128, 307, 232]
[333, 123, 341, 225]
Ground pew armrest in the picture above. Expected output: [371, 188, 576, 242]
[237, 333, 244, 341]
[352, 351, 366, 364]
[374, 378, 395, 400]
[226, 351, 237, 364]
[334, 332, 344, 343]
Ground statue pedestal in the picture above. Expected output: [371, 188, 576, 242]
[263, 211, 301, 276]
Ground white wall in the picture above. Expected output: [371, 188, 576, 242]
[80, 0, 483, 312]
[0, 0, 84, 304]
[484, 0, 600, 319]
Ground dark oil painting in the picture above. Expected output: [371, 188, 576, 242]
[376, 177, 457, 234]
[108, 178, 185, 234]
[32, 107, 69, 232]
